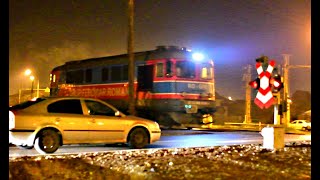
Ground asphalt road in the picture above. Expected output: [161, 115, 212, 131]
[9, 129, 311, 157]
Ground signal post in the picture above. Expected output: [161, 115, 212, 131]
[249, 56, 285, 150]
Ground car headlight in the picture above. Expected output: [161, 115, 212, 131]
[154, 122, 160, 129]
[9, 111, 15, 130]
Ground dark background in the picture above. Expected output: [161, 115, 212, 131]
[9, 0, 310, 100]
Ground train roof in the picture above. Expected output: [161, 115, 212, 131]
[53, 46, 200, 70]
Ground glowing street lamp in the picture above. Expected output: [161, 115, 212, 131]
[24, 69, 32, 76]
[18, 68, 41, 101]
[19, 69, 33, 103]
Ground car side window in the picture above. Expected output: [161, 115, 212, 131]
[47, 99, 83, 114]
[85, 100, 115, 116]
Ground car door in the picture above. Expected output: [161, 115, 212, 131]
[296, 120, 304, 130]
[290, 120, 297, 129]
[47, 99, 90, 144]
[84, 99, 127, 143]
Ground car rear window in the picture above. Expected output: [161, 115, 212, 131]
[9, 98, 47, 110]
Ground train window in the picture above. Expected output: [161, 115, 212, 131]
[122, 65, 128, 80]
[166, 60, 172, 77]
[85, 69, 92, 83]
[156, 63, 164, 77]
[200, 63, 213, 79]
[111, 66, 121, 81]
[176, 61, 195, 78]
[102, 68, 109, 81]
[66, 70, 84, 84]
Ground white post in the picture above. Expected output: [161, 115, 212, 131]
[274, 103, 279, 125]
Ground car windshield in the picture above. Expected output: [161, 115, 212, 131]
[9, 98, 47, 110]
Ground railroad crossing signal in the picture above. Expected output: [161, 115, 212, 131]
[249, 78, 260, 90]
[249, 56, 276, 109]
[270, 74, 283, 93]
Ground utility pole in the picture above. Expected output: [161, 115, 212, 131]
[36, 79, 40, 98]
[243, 64, 252, 124]
[127, 0, 136, 115]
[282, 54, 311, 127]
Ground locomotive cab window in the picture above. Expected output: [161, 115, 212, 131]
[200, 63, 213, 79]
[50, 73, 57, 83]
[176, 61, 195, 78]
[166, 60, 172, 77]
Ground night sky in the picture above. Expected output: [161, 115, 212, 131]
[9, 0, 311, 99]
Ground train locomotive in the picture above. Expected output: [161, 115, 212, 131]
[49, 45, 216, 128]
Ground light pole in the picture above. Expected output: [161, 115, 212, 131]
[282, 54, 311, 127]
[30, 75, 35, 99]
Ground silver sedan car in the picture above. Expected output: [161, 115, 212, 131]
[9, 96, 161, 154]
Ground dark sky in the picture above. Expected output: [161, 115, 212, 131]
[9, 0, 311, 99]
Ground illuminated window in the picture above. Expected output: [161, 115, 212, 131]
[200, 63, 213, 79]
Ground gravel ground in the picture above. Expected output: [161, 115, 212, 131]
[9, 141, 311, 180]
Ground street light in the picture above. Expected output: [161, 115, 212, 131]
[18, 69, 33, 103]
[25, 69, 32, 76]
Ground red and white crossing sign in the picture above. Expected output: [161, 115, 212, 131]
[254, 60, 275, 109]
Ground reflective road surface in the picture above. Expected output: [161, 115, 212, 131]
[9, 130, 311, 157]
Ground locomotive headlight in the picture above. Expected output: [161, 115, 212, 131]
[185, 105, 192, 109]
[192, 52, 204, 61]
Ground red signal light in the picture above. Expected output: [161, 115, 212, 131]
[273, 80, 280, 88]
[249, 78, 260, 90]
[271, 74, 283, 93]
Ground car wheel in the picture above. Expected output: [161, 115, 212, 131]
[17, 145, 34, 149]
[128, 128, 149, 149]
[34, 129, 60, 154]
